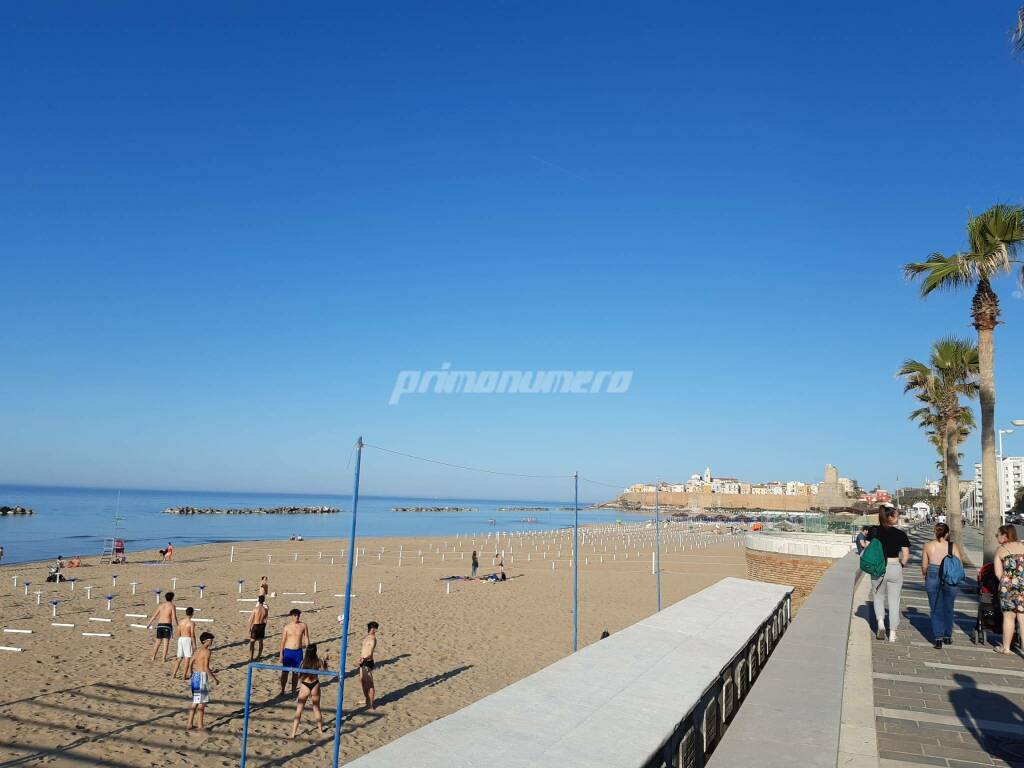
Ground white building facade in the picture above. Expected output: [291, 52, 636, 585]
[972, 456, 1024, 518]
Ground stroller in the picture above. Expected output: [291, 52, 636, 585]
[973, 562, 1020, 647]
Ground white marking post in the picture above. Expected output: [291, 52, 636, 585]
[291, 600, 314, 604]
[3, 629, 32, 634]
[193, 618, 214, 623]
[0, 646, 23, 652]
[237, 598, 258, 603]
[89, 617, 112, 623]
[82, 632, 112, 637]
[51, 622, 75, 627]
[125, 613, 147, 618]
[130, 624, 148, 629]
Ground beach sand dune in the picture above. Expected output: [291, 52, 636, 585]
[0, 526, 746, 767]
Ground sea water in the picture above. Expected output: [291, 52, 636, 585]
[0, 485, 627, 565]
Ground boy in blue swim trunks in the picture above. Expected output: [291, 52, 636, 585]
[279, 608, 309, 696]
[187, 632, 219, 731]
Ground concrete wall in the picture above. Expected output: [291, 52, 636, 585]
[619, 491, 817, 512]
[346, 577, 793, 768]
[744, 533, 854, 613]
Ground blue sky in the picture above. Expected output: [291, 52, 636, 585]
[2, 2, 1023, 500]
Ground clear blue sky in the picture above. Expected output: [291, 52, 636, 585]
[2, 2, 1023, 500]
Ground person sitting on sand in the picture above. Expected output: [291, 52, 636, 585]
[357, 621, 379, 709]
[279, 609, 309, 696]
[68, 555, 82, 568]
[248, 594, 269, 661]
[187, 632, 219, 731]
[172, 607, 197, 679]
[290, 644, 331, 738]
[147, 591, 177, 662]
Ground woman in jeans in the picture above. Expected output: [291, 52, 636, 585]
[867, 504, 911, 642]
[921, 523, 961, 649]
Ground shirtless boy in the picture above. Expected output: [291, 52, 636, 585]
[279, 608, 309, 696]
[259, 576, 269, 599]
[357, 621, 379, 709]
[147, 591, 176, 662]
[172, 606, 197, 679]
[187, 632, 219, 731]
[248, 595, 269, 661]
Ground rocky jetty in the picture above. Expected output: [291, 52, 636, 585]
[0, 506, 34, 516]
[497, 506, 549, 512]
[163, 506, 339, 516]
[391, 506, 478, 512]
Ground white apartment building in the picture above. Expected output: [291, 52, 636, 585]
[972, 456, 1024, 517]
[838, 477, 855, 495]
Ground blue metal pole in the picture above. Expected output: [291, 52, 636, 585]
[655, 484, 662, 612]
[573, 471, 579, 652]
[332, 437, 363, 768]
[240, 662, 254, 768]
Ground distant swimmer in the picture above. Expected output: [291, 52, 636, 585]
[279, 609, 309, 696]
[172, 606, 197, 679]
[147, 591, 176, 662]
[290, 644, 331, 738]
[357, 621, 379, 709]
[248, 595, 269, 661]
[187, 632, 219, 731]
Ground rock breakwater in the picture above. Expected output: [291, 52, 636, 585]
[163, 506, 340, 516]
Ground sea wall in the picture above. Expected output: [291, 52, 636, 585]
[743, 533, 854, 613]
[619, 491, 816, 512]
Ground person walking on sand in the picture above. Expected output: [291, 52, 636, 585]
[248, 595, 269, 661]
[866, 504, 910, 643]
[172, 606, 198, 679]
[290, 644, 332, 738]
[279, 609, 309, 696]
[147, 591, 177, 661]
[470, 550, 478, 579]
[357, 621, 379, 709]
[994, 524, 1024, 655]
[187, 632, 219, 731]
[921, 523, 962, 649]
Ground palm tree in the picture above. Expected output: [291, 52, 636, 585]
[1014, 7, 1024, 54]
[905, 204, 1024, 561]
[899, 338, 979, 545]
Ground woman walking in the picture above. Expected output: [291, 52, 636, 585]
[868, 504, 910, 642]
[290, 644, 330, 738]
[921, 523, 962, 649]
[993, 524, 1024, 656]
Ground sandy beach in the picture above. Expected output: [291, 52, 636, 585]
[0, 523, 746, 767]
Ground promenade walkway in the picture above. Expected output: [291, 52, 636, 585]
[870, 524, 1024, 768]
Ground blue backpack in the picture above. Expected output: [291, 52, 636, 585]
[940, 541, 965, 586]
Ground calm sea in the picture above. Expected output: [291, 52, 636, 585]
[0, 485, 627, 565]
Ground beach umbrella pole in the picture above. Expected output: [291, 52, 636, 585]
[332, 437, 363, 768]
[655, 484, 662, 612]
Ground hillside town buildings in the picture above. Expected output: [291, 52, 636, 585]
[625, 466, 856, 499]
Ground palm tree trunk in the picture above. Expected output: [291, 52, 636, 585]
[944, 413, 963, 545]
[978, 322, 1000, 563]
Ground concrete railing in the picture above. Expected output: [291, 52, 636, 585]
[745, 532, 855, 559]
[347, 577, 793, 768]
[709, 551, 862, 768]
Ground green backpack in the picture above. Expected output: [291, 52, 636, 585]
[859, 537, 887, 578]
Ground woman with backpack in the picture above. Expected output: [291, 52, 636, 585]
[921, 523, 963, 649]
[866, 504, 910, 642]
[994, 524, 1024, 656]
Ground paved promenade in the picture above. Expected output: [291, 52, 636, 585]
[870, 524, 1024, 768]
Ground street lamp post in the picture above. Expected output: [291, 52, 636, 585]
[999, 429, 1013, 525]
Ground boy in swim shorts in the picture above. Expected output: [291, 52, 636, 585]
[248, 594, 269, 661]
[173, 607, 197, 679]
[279, 608, 309, 696]
[187, 632, 218, 731]
[147, 591, 176, 662]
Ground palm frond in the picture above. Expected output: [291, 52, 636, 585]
[904, 252, 975, 296]
[1014, 6, 1024, 54]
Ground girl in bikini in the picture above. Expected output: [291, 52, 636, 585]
[290, 644, 331, 738]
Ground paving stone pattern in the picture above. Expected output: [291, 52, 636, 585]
[871, 524, 1024, 768]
